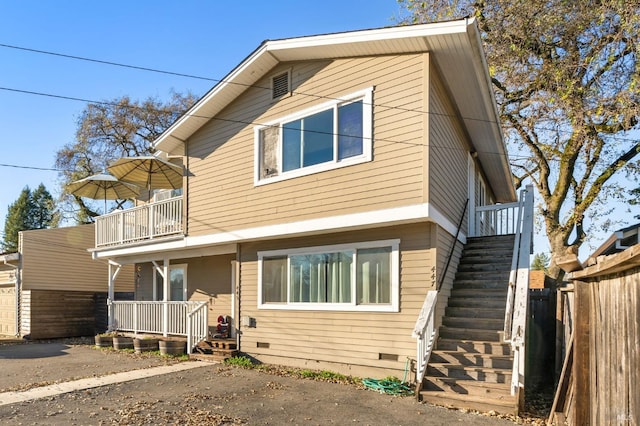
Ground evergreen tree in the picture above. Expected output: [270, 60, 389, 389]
[2, 184, 57, 252]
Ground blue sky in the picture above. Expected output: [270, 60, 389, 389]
[0, 0, 402, 230]
[0, 1, 635, 258]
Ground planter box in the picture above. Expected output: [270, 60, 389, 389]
[159, 339, 186, 356]
[113, 336, 134, 350]
[94, 335, 114, 348]
[133, 338, 159, 354]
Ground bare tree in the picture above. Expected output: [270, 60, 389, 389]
[398, 0, 640, 279]
[55, 92, 196, 222]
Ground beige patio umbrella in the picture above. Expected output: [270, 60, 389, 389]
[107, 156, 183, 191]
[66, 173, 141, 212]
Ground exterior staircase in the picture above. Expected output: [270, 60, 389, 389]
[420, 234, 518, 415]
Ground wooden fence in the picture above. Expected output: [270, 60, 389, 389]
[550, 247, 640, 425]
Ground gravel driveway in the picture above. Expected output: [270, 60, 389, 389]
[0, 339, 532, 425]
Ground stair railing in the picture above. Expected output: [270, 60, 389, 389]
[186, 301, 208, 353]
[412, 290, 438, 389]
[413, 199, 468, 391]
[502, 185, 534, 399]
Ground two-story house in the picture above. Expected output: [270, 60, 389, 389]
[92, 18, 534, 415]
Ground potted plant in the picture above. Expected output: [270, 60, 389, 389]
[159, 337, 187, 356]
[133, 336, 160, 354]
[94, 332, 116, 348]
[113, 334, 134, 350]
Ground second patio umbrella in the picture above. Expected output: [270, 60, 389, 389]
[66, 173, 141, 212]
[107, 156, 183, 191]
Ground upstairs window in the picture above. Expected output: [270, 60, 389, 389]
[255, 88, 373, 184]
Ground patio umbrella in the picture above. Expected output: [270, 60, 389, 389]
[66, 173, 141, 212]
[107, 156, 183, 191]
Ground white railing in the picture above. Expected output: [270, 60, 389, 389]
[412, 290, 438, 386]
[475, 201, 521, 236]
[110, 300, 208, 350]
[503, 185, 534, 397]
[95, 196, 183, 247]
[187, 302, 208, 352]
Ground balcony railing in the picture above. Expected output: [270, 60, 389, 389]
[95, 197, 183, 247]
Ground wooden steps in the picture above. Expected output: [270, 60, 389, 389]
[419, 235, 518, 415]
[190, 338, 238, 362]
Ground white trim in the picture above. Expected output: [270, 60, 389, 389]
[92, 203, 466, 261]
[254, 87, 373, 186]
[257, 239, 400, 312]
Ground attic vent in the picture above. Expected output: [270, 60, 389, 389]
[272, 71, 290, 99]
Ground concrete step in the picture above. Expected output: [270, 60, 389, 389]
[447, 297, 505, 309]
[445, 306, 505, 319]
[442, 316, 504, 331]
[426, 363, 512, 383]
[420, 388, 517, 416]
[430, 351, 513, 369]
[423, 376, 513, 398]
[438, 326, 504, 342]
[435, 338, 511, 355]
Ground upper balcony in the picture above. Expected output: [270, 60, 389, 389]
[95, 196, 183, 248]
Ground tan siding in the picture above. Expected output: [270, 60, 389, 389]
[238, 223, 436, 377]
[20, 225, 134, 292]
[186, 54, 427, 237]
[428, 62, 470, 234]
[434, 225, 463, 325]
[0, 270, 13, 285]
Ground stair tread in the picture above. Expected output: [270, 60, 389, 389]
[420, 389, 517, 407]
[426, 376, 512, 389]
[437, 337, 510, 345]
[432, 350, 511, 359]
[428, 363, 512, 373]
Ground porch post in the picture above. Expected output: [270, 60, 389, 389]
[107, 261, 121, 332]
[107, 263, 114, 331]
[163, 258, 169, 337]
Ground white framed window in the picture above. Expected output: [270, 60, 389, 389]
[254, 87, 373, 185]
[258, 239, 399, 312]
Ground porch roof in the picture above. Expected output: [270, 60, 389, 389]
[154, 18, 516, 203]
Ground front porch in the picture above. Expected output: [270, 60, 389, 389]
[105, 252, 237, 355]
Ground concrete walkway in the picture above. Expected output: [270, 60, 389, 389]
[0, 360, 207, 406]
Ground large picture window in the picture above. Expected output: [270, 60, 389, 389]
[258, 239, 399, 312]
[255, 88, 373, 184]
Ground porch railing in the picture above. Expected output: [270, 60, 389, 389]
[475, 200, 521, 236]
[186, 302, 208, 353]
[95, 196, 183, 247]
[109, 300, 208, 351]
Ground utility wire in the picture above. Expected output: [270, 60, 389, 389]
[7, 85, 633, 165]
